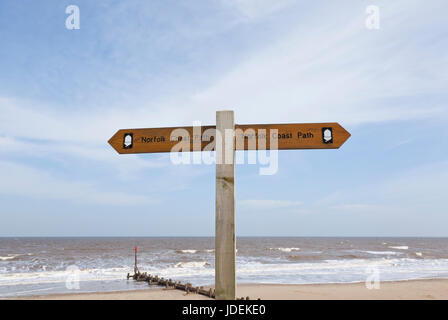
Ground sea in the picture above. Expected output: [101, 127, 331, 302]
[1, 237, 448, 298]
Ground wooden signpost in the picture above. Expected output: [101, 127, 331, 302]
[108, 110, 351, 300]
[108, 122, 350, 154]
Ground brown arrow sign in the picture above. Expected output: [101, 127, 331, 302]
[108, 122, 351, 154]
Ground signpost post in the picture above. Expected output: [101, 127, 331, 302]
[215, 111, 236, 300]
[108, 111, 351, 300]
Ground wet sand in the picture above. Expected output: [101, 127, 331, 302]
[17, 279, 448, 300]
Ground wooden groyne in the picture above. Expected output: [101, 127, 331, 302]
[127, 271, 216, 298]
[127, 246, 254, 300]
[127, 246, 216, 298]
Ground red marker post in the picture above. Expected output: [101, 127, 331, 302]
[134, 246, 139, 274]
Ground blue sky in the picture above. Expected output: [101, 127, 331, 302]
[0, 0, 447, 236]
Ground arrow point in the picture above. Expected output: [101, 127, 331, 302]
[108, 130, 122, 154]
[337, 123, 351, 147]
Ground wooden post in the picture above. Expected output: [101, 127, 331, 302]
[134, 246, 139, 274]
[215, 110, 236, 300]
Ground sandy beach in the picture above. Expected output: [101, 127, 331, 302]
[17, 279, 448, 300]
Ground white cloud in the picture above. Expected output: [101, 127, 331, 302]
[322, 161, 448, 216]
[0, 135, 166, 180]
[381, 161, 448, 203]
[330, 203, 386, 212]
[0, 1, 446, 206]
[239, 199, 302, 210]
[1, 1, 446, 153]
[191, 1, 447, 125]
[224, 0, 297, 19]
[0, 161, 154, 205]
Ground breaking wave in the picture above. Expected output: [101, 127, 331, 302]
[363, 251, 400, 255]
[388, 246, 409, 250]
[174, 261, 211, 268]
[175, 249, 198, 254]
[0, 253, 33, 261]
[269, 248, 300, 253]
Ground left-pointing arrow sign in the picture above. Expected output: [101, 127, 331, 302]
[108, 125, 217, 154]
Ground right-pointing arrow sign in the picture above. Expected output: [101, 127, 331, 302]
[235, 122, 351, 150]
